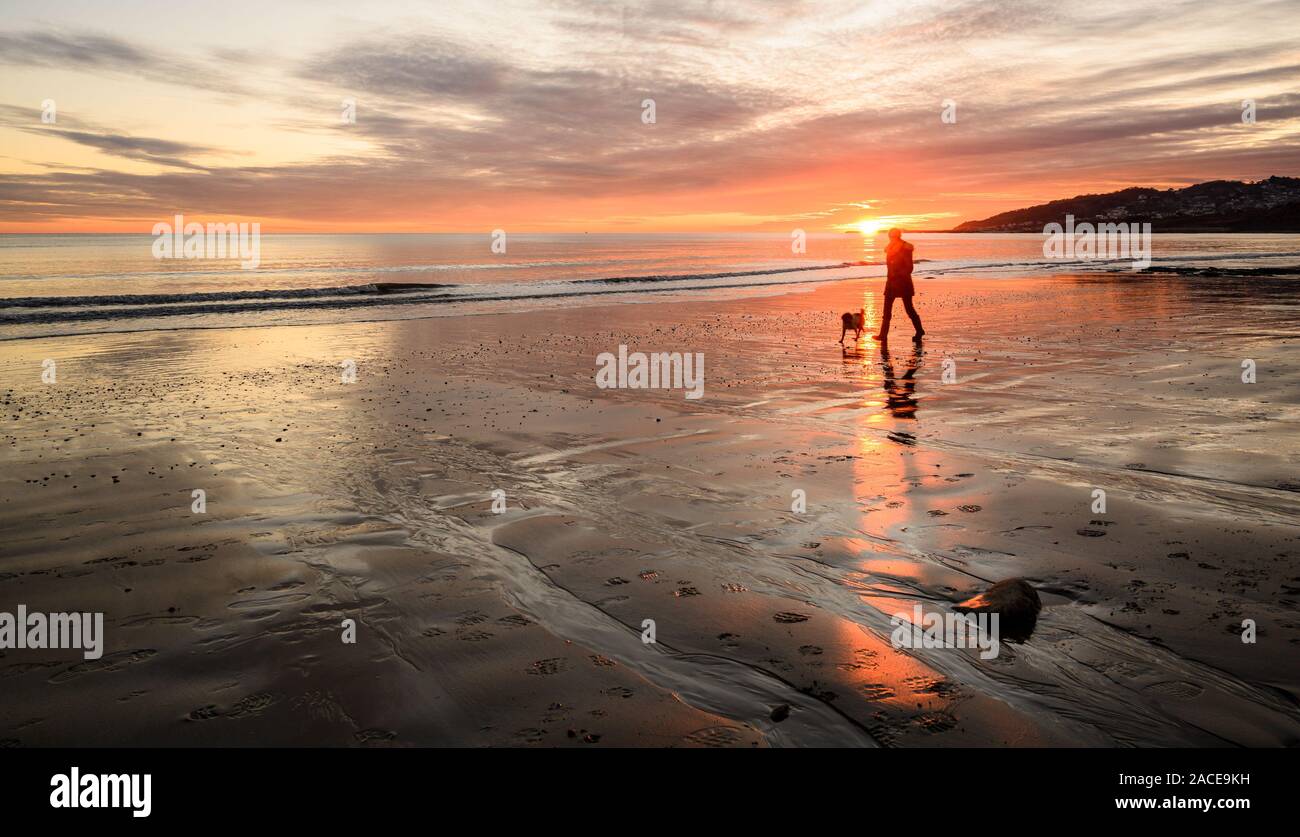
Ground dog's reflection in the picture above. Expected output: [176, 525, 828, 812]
[843, 340, 922, 419]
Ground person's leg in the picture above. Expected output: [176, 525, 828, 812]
[876, 293, 895, 338]
[902, 295, 924, 337]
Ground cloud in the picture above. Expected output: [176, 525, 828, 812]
[546, 0, 809, 44]
[0, 105, 216, 170]
[0, 30, 154, 71]
[2, 3, 1299, 228]
[0, 28, 252, 95]
[37, 130, 214, 170]
[293, 33, 791, 194]
[302, 38, 506, 101]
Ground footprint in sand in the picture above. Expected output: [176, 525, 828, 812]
[526, 658, 566, 676]
[915, 712, 958, 733]
[860, 684, 896, 700]
[908, 676, 960, 697]
[227, 692, 279, 719]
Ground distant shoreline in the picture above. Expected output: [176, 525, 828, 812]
[936, 227, 1300, 234]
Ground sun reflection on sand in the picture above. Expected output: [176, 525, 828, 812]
[826, 332, 968, 718]
[841, 333, 939, 590]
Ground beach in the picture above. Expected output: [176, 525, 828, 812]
[2, 268, 1298, 747]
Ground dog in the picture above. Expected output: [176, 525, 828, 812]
[839, 308, 865, 343]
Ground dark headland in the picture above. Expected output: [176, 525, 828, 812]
[946, 176, 1300, 233]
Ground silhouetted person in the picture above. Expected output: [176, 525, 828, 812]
[874, 228, 924, 342]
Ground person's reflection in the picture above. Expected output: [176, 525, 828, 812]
[880, 342, 922, 419]
[840, 341, 923, 419]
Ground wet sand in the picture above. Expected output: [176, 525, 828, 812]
[2, 273, 1298, 747]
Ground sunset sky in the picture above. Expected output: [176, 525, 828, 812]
[1, 0, 1298, 233]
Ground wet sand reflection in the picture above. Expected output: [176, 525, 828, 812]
[842, 341, 924, 419]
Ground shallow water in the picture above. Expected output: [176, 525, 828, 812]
[3, 232, 1299, 340]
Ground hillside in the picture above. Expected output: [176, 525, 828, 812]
[951, 177, 1300, 232]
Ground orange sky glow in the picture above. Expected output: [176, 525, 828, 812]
[1, 0, 1297, 233]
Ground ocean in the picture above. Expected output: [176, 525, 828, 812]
[3, 232, 1299, 340]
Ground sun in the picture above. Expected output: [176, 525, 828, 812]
[855, 218, 887, 236]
